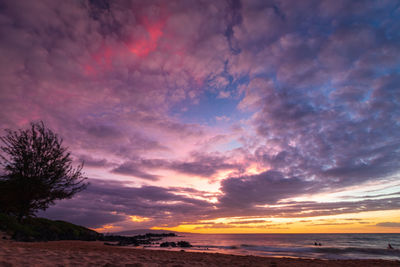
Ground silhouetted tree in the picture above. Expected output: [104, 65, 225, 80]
[0, 122, 87, 221]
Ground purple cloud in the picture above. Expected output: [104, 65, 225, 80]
[112, 152, 242, 179]
[40, 178, 400, 229]
[219, 171, 314, 208]
[111, 162, 160, 181]
[78, 154, 109, 168]
[1, 0, 400, 230]
[40, 178, 213, 228]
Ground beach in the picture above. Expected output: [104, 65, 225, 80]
[0, 238, 399, 267]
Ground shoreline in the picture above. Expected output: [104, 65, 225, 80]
[1, 239, 399, 266]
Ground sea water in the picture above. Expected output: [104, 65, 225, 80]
[147, 233, 400, 260]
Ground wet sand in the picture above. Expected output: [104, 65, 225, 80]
[0, 238, 399, 266]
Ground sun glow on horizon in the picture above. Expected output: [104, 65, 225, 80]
[152, 209, 400, 234]
[130, 215, 151, 222]
[91, 224, 117, 233]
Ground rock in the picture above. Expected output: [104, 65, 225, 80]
[160, 242, 177, 247]
[177, 241, 191, 248]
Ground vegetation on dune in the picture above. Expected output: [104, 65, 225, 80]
[0, 212, 179, 244]
[0, 122, 97, 242]
[0, 213, 100, 241]
[0, 122, 189, 246]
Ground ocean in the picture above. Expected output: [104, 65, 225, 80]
[145, 233, 400, 260]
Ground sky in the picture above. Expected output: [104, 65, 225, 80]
[0, 0, 400, 233]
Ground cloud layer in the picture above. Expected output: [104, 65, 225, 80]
[1, 0, 400, 231]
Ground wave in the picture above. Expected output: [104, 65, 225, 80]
[156, 243, 400, 260]
[196, 245, 240, 250]
[161, 233, 400, 260]
[240, 244, 400, 258]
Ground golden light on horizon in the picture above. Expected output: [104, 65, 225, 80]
[152, 209, 400, 234]
[91, 224, 116, 233]
[130, 215, 150, 222]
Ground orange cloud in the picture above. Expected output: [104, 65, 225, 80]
[129, 215, 150, 222]
[91, 224, 116, 232]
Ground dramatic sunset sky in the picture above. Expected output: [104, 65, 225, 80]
[0, 0, 400, 233]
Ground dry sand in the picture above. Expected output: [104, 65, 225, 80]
[0, 238, 399, 267]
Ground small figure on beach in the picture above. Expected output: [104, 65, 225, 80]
[314, 242, 318, 246]
[387, 243, 394, 250]
[318, 243, 322, 246]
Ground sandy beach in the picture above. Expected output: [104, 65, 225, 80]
[0, 237, 399, 267]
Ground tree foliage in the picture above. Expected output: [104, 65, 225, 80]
[0, 122, 87, 220]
